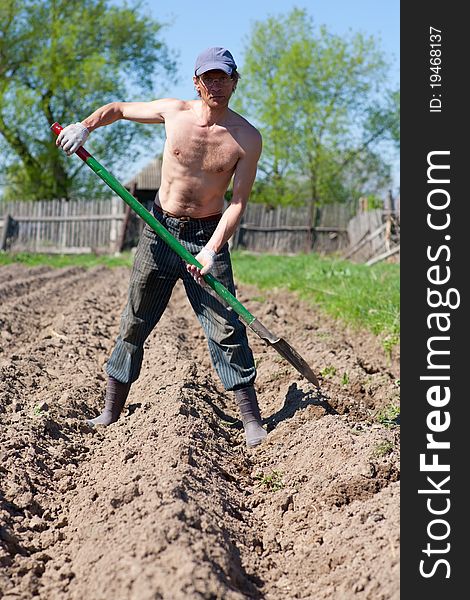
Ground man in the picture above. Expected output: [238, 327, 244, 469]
[56, 47, 267, 447]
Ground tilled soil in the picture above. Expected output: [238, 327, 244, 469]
[0, 263, 400, 599]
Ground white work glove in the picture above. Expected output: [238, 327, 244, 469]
[186, 247, 217, 284]
[56, 122, 89, 156]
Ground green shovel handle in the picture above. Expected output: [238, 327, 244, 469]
[50, 122, 256, 325]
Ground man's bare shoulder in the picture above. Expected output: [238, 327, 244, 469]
[227, 110, 262, 144]
[156, 98, 191, 113]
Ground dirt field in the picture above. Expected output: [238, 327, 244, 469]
[0, 263, 400, 599]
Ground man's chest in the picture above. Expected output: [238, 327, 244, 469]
[165, 120, 241, 173]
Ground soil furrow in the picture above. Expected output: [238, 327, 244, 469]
[0, 264, 53, 286]
[0, 266, 127, 356]
[0, 266, 85, 304]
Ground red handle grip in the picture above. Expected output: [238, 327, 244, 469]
[50, 122, 91, 161]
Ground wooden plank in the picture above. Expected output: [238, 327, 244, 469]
[239, 224, 312, 232]
[33, 246, 95, 254]
[60, 199, 67, 249]
[239, 224, 346, 233]
[1, 215, 12, 250]
[366, 244, 400, 266]
[343, 223, 387, 259]
[13, 214, 126, 222]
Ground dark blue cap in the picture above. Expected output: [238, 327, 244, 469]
[194, 47, 237, 76]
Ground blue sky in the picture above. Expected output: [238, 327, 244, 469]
[147, 0, 399, 98]
[121, 0, 400, 188]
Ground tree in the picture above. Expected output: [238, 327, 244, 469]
[0, 0, 176, 200]
[232, 8, 399, 209]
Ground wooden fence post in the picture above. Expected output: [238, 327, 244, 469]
[1, 214, 12, 251]
[109, 196, 119, 252]
[306, 200, 315, 252]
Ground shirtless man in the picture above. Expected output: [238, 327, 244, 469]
[56, 47, 267, 447]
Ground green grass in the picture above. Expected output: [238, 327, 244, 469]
[319, 365, 337, 379]
[373, 440, 394, 457]
[376, 403, 400, 428]
[255, 470, 285, 492]
[0, 251, 134, 269]
[231, 251, 399, 347]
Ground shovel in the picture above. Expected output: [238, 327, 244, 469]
[51, 122, 319, 388]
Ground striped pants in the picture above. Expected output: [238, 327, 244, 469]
[106, 205, 256, 391]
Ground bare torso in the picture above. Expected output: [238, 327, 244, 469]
[157, 100, 252, 217]
[67, 67, 261, 259]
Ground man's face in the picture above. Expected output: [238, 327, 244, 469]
[193, 70, 236, 108]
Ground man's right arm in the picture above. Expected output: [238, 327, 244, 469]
[56, 98, 184, 155]
[82, 98, 184, 131]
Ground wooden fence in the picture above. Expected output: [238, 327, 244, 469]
[0, 198, 125, 253]
[0, 197, 398, 262]
[232, 202, 353, 254]
[0, 198, 354, 255]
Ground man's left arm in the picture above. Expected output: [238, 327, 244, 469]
[187, 129, 262, 281]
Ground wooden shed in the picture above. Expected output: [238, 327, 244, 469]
[120, 156, 162, 249]
[125, 156, 162, 206]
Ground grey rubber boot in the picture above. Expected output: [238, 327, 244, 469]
[87, 376, 131, 427]
[234, 386, 267, 447]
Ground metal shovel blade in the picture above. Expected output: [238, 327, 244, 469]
[249, 319, 320, 388]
